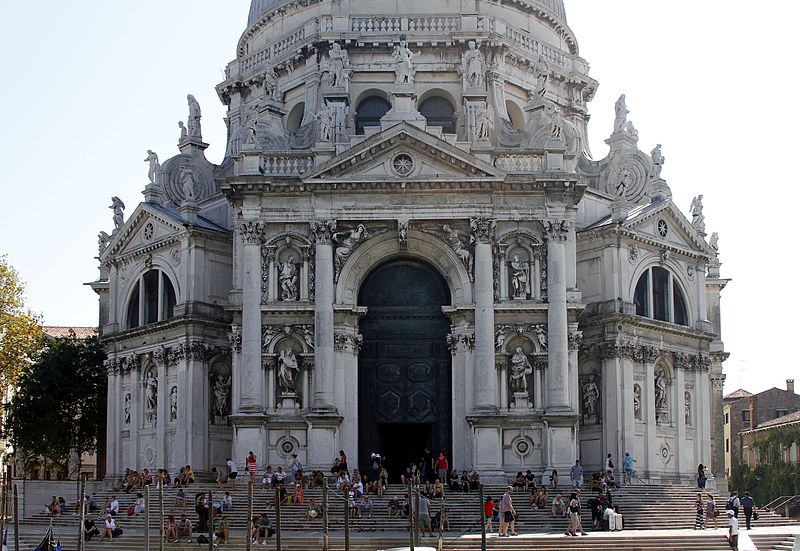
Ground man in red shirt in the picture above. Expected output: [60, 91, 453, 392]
[436, 452, 449, 484]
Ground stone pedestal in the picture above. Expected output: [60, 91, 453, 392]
[278, 393, 299, 410]
[381, 86, 426, 130]
[256, 100, 289, 150]
[511, 392, 532, 411]
[178, 202, 199, 225]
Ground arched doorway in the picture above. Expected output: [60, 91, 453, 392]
[358, 259, 452, 479]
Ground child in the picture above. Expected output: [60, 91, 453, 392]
[484, 496, 494, 533]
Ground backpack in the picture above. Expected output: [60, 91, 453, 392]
[197, 535, 209, 544]
[727, 497, 735, 508]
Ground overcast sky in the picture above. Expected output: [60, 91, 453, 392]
[0, 1, 796, 395]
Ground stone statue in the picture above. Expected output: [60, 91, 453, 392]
[582, 374, 599, 417]
[263, 66, 281, 102]
[179, 166, 196, 202]
[98, 231, 111, 256]
[613, 94, 629, 132]
[145, 371, 158, 425]
[144, 150, 160, 184]
[709, 232, 719, 252]
[651, 144, 665, 180]
[318, 106, 333, 142]
[684, 391, 691, 425]
[334, 224, 368, 275]
[510, 254, 530, 299]
[302, 327, 314, 350]
[279, 255, 299, 301]
[509, 347, 533, 394]
[633, 384, 642, 419]
[398, 221, 408, 243]
[328, 42, 349, 87]
[110, 197, 125, 230]
[616, 167, 632, 198]
[690, 195, 705, 232]
[655, 370, 667, 410]
[533, 324, 548, 351]
[494, 325, 511, 350]
[213, 374, 231, 417]
[392, 41, 419, 84]
[124, 393, 131, 425]
[187, 94, 202, 139]
[549, 106, 563, 141]
[534, 56, 549, 97]
[462, 41, 485, 88]
[169, 386, 178, 422]
[277, 348, 300, 393]
[244, 116, 258, 145]
[625, 120, 638, 138]
[178, 121, 188, 141]
[475, 106, 490, 141]
[442, 225, 473, 275]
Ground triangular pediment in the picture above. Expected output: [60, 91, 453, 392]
[623, 201, 714, 257]
[302, 123, 506, 184]
[101, 204, 187, 263]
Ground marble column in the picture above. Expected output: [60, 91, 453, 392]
[544, 220, 570, 413]
[471, 217, 497, 412]
[311, 220, 337, 411]
[644, 356, 657, 477]
[675, 365, 686, 475]
[238, 220, 265, 413]
[105, 362, 120, 477]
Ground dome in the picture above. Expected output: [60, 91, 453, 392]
[247, 0, 566, 26]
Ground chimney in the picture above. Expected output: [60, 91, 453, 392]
[788, 379, 795, 394]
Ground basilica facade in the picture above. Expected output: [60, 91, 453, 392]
[92, 0, 729, 482]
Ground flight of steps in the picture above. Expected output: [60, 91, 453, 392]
[748, 533, 799, 551]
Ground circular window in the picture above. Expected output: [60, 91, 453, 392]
[657, 219, 668, 238]
[277, 436, 298, 458]
[144, 222, 154, 241]
[391, 153, 415, 177]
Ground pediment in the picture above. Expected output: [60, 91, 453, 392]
[101, 204, 186, 263]
[624, 202, 714, 257]
[302, 123, 506, 185]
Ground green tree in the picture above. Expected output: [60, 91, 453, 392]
[0, 255, 43, 388]
[3, 334, 107, 477]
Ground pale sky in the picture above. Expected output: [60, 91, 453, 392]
[0, 1, 796, 395]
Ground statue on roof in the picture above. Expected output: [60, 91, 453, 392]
[179, 166, 197, 203]
[98, 231, 111, 256]
[651, 144, 665, 180]
[110, 197, 125, 231]
[178, 121, 188, 141]
[690, 195, 705, 233]
[328, 42, 350, 87]
[709, 232, 719, 252]
[263, 65, 281, 102]
[534, 56, 549, 97]
[462, 41, 485, 88]
[393, 41, 419, 84]
[187, 94, 202, 139]
[144, 150, 160, 184]
[613, 94, 629, 133]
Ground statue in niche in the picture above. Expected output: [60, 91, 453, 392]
[655, 369, 667, 410]
[98, 231, 111, 256]
[690, 195, 705, 232]
[633, 384, 642, 419]
[178, 121, 188, 141]
[533, 324, 548, 351]
[187, 94, 202, 139]
[124, 393, 131, 425]
[179, 166, 196, 202]
[110, 196, 125, 230]
[277, 348, 300, 394]
[510, 254, 530, 299]
[213, 374, 231, 417]
[169, 386, 178, 422]
[613, 94, 629, 132]
[144, 150, 160, 184]
[534, 56, 549, 97]
[709, 232, 719, 252]
[328, 42, 349, 87]
[582, 374, 600, 418]
[318, 106, 333, 142]
[475, 106, 490, 141]
[145, 371, 158, 425]
[392, 41, 419, 84]
[462, 41, 485, 88]
[263, 66, 281, 102]
[616, 167, 632, 198]
[334, 225, 368, 275]
[509, 347, 533, 394]
[279, 255, 299, 301]
[684, 392, 691, 425]
[442, 225, 473, 275]
[651, 144, 665, 180]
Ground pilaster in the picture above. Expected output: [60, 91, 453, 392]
[238, 220, 265, 413]
[311, 220, 337, 412]
[471, 217, 497, 412]
[544, 220, 570, 413]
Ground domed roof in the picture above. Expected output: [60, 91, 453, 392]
[248, 0, 566, 26]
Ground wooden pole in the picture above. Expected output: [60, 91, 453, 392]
[78, 477, 86, 551]
[1, 470, 6, 544]
[144, 485, 150, 551]
[208, 491, 214, 551]
[344, 487, 350, 551]
[274, 487, 282, 551]
[158, 483, 164, 551]
[246, 480, 254, 551]
[437, 496, 445, 551]
[414, 489, 421, 547]
[322, 478, 329, 551]
[407, 485, 414, 551]
[479, 484, 486, 551]
[13, 484, 19, 551]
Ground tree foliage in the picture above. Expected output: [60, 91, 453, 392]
[0, 255, 43, 388]
[2, 334, 107, 475]
[730, 425, 800, 506]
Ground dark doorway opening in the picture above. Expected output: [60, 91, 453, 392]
[358, 259, 452, 480]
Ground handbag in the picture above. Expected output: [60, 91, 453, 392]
[753, 511, 759, 520]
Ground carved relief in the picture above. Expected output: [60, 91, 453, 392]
[543, 219, 570, 242]
[310, 220, 337, 244]
[470, 217, 496, 244]
[440, 224, 474, 281]
[333, 332, 364, 353]
[228, 325, 242, 353]
[333, 224, 369, 282]
[263, 324, 314, 351]
[239, 220, 264, 245]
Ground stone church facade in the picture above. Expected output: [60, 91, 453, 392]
[92, 0, 729, 482]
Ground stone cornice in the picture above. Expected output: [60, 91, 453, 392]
[579, 312, 716, 341]
[101, 317, 231, 346]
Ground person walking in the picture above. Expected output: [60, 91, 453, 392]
[693, 493, 705, 530]
[706, 493, 717, 529]
[623, 452, 634, 484]
[740, 492, 756, 530]
[483, 496, 494, 533]
[697, 464, 707, 488]
[726, 510, 739, 551]
[499, 486, 517, 537]
[570, 460, 583, 488]
[246, 451, 258, 482]
[727, 491, 740, 518]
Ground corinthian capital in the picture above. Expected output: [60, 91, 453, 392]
[239, 220, 264, 245]
[543, 219, 570, 242]
[470, 217, 496, 244]
[310, 220, 337, 244]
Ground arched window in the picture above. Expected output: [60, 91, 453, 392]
[419, 96, 456, 134]
[355, 96, 391, 135]
[126, 269, 177, 329]
[506, 100, 525, 130]
[634, 266, 689, 326]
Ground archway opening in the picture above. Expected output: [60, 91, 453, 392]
[358, 259, 452, 481]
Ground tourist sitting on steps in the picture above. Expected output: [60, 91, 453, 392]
[552, 495, 566, 517]
[101, 514, 123, 541]
[165, 515, 178, 543]
[83, 514, 101, 541]
[307, 498, 322, 520]
[513, 472, 526, 491]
